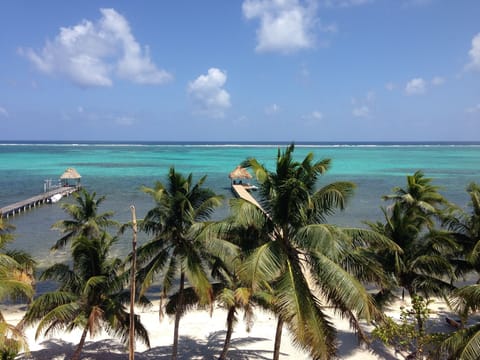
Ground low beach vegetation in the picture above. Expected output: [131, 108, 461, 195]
[1, 144, 480, 359]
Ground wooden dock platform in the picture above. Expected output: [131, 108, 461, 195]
[0, 186, 80, 218]
[231, 184, 264, 211]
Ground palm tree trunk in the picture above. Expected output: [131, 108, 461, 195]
[172, 272, 185, 360]
[71, 327, 88, 360]
[273, 317, 283, 360]
[219, 306, 236, 360]
[129, 205, 138, 360]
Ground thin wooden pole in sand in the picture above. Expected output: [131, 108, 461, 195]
[129, 205, 138, 360]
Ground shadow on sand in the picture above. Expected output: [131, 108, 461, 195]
[335, 328, 398, 360]
[18, 331, 277, 360]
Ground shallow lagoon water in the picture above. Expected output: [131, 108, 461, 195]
[1, 142, 479, 269]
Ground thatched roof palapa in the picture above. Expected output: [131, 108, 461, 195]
[60, 167, 81, 180]
[229, 165, 252, 180]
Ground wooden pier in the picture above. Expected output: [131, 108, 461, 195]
[231, 184, 264, 211]
[0, 186, 79, 219]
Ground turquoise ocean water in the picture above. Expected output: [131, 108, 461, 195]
[1, 141, 480, 269]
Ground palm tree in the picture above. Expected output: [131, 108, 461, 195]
[136, 167, 223, 360]
[23, 231, 150, 360]
[160, 198, 267, 360]
[163, 250, 254, 360]
[367, 171, 457, 303]
[51, 188, 118, 250]
[233, 144, 396, 359]
[0, 218, 35, 359]
[443, 183, 480, 282]
[215, 268, 254, 360]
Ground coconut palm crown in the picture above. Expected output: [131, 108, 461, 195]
[51, 188, 118, 250]
[24, 231, 150, 360]
[236, 143, 397, 359]
[367, 171, 457, 301]
[136, 167, 224, 360]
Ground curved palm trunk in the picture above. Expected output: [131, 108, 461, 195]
[172, 272, 185, 360]
[273, 317, 283, 360]
[71, 327, 88, 360]
[219, 306, 236, 360]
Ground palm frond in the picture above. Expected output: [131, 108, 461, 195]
[312, 181, 356, 219]
[311, 252, 379, 322]
[437, 323, 480, 360]
[275, 258, 337, 358]
[240, 241, 284, 290]
[182, 249, 213, 306]
[33, 301, 81, 339]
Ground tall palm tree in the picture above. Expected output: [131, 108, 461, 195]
[234, 144, 397, 359]
[136, 167, 223, 360]
[161, 198, 268, 360]
[51, 188, 118, 250]
[0, 218, 35, 359]
[367, 171, 457, 302]
[23, 231, 150, 360]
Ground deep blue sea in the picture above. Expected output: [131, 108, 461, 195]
[1, 141, 480, 269]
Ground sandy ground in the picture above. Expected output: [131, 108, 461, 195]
[2, 296, 457, 360]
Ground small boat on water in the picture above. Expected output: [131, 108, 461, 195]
[48, 194, 63, 203]
[244, 184, 258, 191]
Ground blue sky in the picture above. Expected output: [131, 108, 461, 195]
[0, 0, 479, 141]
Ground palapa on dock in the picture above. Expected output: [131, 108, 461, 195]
[229, 165, 264, 212]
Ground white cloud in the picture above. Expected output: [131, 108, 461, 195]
[310, 110, 323, 119]
[405, 78, 426, 95]
[352, 105, 370, 118]
[431, 76, 445, 86]
[242, 0, 317, 53]
[466, 104, 480, 114]
[19, 8, 172, 87]
[466, 33, 480, 71]
[188, 68, 231, 118]
[265, 103, 280, 115]
[322, 0, 374, 8]
[0, 106, 8, 118]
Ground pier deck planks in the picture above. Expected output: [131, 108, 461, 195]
[0, 186, 79, 218]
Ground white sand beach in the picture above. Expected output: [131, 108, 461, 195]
[1, 296, 458, 360]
